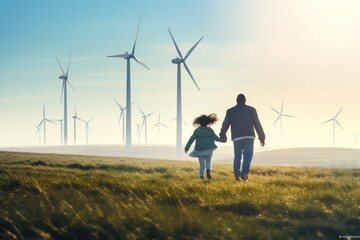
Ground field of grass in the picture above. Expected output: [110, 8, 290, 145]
[0, 151, 359, 240]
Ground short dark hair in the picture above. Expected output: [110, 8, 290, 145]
[236, 94, 246, 103]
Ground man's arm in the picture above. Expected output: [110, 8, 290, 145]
[219, 110, 230, 142]
[252, 109, 265, 146]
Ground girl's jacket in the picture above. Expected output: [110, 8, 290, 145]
[185, 127, 223, 152]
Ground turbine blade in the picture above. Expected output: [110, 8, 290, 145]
[167, 28, 183, 59]
[107, 54, 128, 58]
[273, 115, 281, 126]
[133, 56, 150, 70]
[132, 16, 141, 56]
[322, 118, 333, 124]
[66, 49, 71, 77]
[118, 111, 123, 125]
[160, 123, 168, 128]
[151, 123, 158, 130]
[281, 101, 284, 114]
[88, 117, 94, 123]
[146, 112, 155, 117]
[270, 106, 280, 115]
[113, 99, 122, 108]
[61, 80, 65, 103]
[183, 62, 200, 91]
[335, 120, 344, 131]
[55, 56, 65, 75]
[283, 114, 295, 118]
[184, 36, 203, 60]
[67, 79, 75, 92]
[169, 117, 176, 122]
[139, 107, 145, 116]
[335, 107, 343, 118]
[182, 119, 188, 125]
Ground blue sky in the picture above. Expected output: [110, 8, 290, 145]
[1, 0, 360, 149]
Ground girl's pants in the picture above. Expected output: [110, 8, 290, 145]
[198, 155, 212, 177]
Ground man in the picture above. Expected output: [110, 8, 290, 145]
[220, 94, 265, 181]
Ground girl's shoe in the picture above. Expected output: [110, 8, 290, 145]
[206, 169, 212, 180]
[200, 176, 204, 180]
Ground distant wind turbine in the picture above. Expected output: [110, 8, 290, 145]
[168, 27, 203, 160]
[114, 100, 134, 144]
[36, 104, 54, 145]
[353, 133, 359, 145]
[139, 107, 154, 144]
[270, 101, 295, 135]
[80, 117, 94, 145]
[34, 125, 43, 145]
[55, 51, 75, 146]
[323, 107, 343, 145]
[51, 119, 64, 145]
[72, 107, 83, 145]
[152, 112, 168, 136]
[107, 16, 149, 155]
[136, 123, 142, 144]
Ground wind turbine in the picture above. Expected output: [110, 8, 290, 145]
[139, 107, 154, 144]
[270, 101, 295, 135]
[36, 104, 54, 145]
[353, 133, 359, 145]
[136, 123, 142, 144]
[107, 17, 149, 156]
[152, 112, 168, 136]
[34, 125, 43, 145]
[72, 107, 83, 145]
[80, 117, 94, 145]
[168, 27, 203, 160]
[51, 119, 64, 145]
[323, 107, 343, 146]
[55, 51, 75, 146]
[114, 100, 134, 144]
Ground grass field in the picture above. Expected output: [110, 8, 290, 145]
[0, 151, 359, 240]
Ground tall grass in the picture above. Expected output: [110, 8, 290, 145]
[0, 151, 359, 239]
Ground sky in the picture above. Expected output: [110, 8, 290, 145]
[1, 0, 360, 149]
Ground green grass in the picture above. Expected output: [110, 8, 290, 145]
[0, 151, 359, 240]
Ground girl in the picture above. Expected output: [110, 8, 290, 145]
[185, 113, 224, 180]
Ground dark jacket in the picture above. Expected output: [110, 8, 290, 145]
[185, 127, 223, 152]
[220, 103, 265, 142]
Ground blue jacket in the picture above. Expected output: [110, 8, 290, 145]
[185, 127, 223, 152]
[220, 103, 265, 142]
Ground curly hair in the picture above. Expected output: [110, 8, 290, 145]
[193, 113, 219, 127]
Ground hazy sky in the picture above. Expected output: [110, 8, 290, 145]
[1, 0, 360, 149]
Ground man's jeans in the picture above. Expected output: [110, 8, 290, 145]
[233, 138, 254, 177]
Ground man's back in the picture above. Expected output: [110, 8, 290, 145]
[220, 103, 265, 142]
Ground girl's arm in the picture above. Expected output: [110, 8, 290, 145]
[184, 134, 196, 152]
[211, 129, 224, 142]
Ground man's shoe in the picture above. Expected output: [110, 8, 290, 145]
[240, 174, 249, 181]
[235, 176, 241, 181]
[200, 176, 204, 180]
[206, 169, 212, 180]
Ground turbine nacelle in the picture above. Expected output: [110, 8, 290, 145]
[171, 57, 183, 64]
[59, 75, 67, 80]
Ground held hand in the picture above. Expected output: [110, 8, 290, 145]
[260, 141, 265, 147]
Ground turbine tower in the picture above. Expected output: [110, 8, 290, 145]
[136, 123, 142, 144]
[81, 117, 94, 145]
[107, 17, 149, 156]
[152, 112, 168, 136]
[270, 101, 295, 135]
[167, 27, 203, 160]
[72, 107, 83, 145]
[323, 107, 343, 145]
[51, 119, 64, 145]
[139, 107, 154, 144]
[36, 104, 54, 145]
[55, 52, 75, 146]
